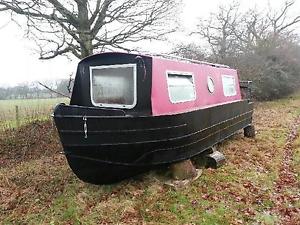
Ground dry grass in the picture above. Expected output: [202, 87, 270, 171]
[1, 94, 300, 225]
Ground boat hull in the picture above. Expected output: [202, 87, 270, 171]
[53, 100, 253, 184]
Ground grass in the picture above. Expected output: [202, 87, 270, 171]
[0, 98, 68, 130]
[1, 94, 300, 224]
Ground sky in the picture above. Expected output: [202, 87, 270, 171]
[0, 0, 299, 86]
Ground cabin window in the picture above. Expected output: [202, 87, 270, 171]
[167, 72, 196, 103]
[90, 64, 137, 109]
[207, 76, 215, 93]
[222, 75, 237, 96]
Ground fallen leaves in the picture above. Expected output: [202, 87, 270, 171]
[1, 97, 300, 224]
[0, 121, 62, 168]
[271, 116, 300, 224]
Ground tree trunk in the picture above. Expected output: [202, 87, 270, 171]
[77, 0, 93, 58]
[80, 38, 93, 58]
[170, 160, 197, 180]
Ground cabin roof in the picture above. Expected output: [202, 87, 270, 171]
[143, 52, 230, 69]
[80, 52, 230, 69]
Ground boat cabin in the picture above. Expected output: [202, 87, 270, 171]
[70, 52, 242, 116]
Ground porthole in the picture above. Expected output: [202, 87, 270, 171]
[207, 76, 215, 93]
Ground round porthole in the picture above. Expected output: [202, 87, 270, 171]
[207, 76, 215, 93]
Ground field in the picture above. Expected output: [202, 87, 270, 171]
[0, 98, 68, 130]
[0, 95, 300, 224]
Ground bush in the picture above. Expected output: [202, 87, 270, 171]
[173, 37, 300, 101]
[237, 38, 300, 100]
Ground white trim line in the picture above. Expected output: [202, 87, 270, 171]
[89, 64, 137, 109]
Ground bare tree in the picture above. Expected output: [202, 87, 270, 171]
[181, 0, 300, 100]
[0, 0, 180, 59]
[267, 1, 300, 36]
[193, 1, 300, 60]
[171, 43, 206, 61]
[193, 3, 240, 62]
[229, 9, 269, 53]
[234, 1, 300, 49]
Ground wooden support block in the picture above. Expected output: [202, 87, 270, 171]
[244, 125, 255, 138]
[170, 159, 197, 180]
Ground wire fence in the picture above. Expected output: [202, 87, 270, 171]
[0, 98, 68, 131]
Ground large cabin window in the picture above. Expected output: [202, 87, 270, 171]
[90, 64, 137, 109]
[167, 72, 196, 103]
[222, 75, 237, 97]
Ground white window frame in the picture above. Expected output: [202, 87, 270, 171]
[166, 71, 197, 104]
[222, 75, 237, 97]
[90, 64, 137, 109]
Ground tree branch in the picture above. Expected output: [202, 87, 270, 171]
[37, 81, 71, 98]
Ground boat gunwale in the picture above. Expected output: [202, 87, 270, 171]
[53, 100, 253, 119]
[59, 110, 253, 147]
[64, 116, 252, 167]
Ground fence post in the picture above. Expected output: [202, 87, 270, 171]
[15, 105, 20, 128]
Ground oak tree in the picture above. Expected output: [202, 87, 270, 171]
[0, 0, 180, 59]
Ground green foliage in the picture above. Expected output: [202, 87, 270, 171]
[238, 38, 300, 100]
[174, 36, 300, 101]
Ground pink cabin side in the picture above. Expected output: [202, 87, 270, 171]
[151, 57, 242, 116]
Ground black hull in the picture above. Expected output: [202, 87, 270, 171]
[54, 100, 254, 184]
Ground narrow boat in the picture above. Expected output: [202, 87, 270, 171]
[53, 52, 254, 184]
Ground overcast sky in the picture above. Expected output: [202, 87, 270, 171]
[0, 0, 299, 86]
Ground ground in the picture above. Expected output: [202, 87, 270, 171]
[0, 95, 300, 225]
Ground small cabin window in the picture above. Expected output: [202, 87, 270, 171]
[222, 75, 237, 97]
[167, 72, 196, 103]
[207, 76, 215, 93]
[90, 64, 137, 109]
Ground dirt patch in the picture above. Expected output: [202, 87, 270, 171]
[0, 120, 62, 168]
